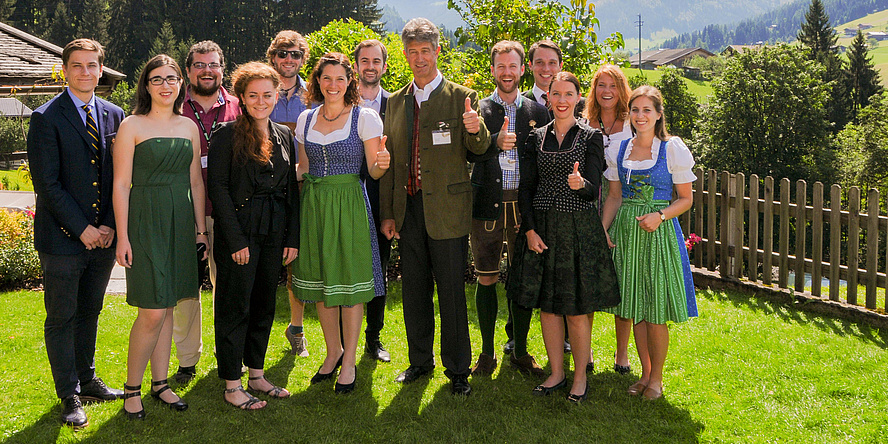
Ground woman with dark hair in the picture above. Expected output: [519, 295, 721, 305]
[601, 85, 697, 401]
[207, 62, 299, 410]
[508, 71, 620, 404]
[583, 64, 634, 375]
[291, 52, 389, 394]
[113, 54, 206, 419]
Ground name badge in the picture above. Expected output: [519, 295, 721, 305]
[499, 157, 518, 171]
[432, 130, 451, 145]
[201, 155, 208, 169]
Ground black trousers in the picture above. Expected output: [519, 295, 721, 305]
[39, 248, 115, 399]
[400, 193, 472, 378]
[364, 234, 391, 343]
[213, 230, 283, 380]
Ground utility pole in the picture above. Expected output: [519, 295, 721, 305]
[636, 14, 643, 73]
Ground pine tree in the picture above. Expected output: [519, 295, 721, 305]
[78, 0, 110, 46]
[797, 0, 850, 132]
[44, 1, 75, 46]
[847, 30, 883, 118]
[797, 0, 835, 57]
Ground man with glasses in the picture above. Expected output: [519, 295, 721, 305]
[176, 40, 241, 384]
[266, 30, 312, 358]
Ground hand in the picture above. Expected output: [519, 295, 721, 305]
[525, 229, 548, 254]
[116, 238, 132, 268]
[568, 161, 584, 190]
[635, 213, 662, 233]
[232, 247, 250, 265]
[605, 231, 615, 249]
[497, 116, 516, 151]
[282, 247, 298, 266]
[463, 97, 480, 134]
[197, 234, 209, 260]
[376, 135, 390, 171]
[79, 225, 103, 250]
[381, 219, 399, 240]
[97, 225, 115, 248]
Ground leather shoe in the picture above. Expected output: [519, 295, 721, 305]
[567, 384, 588, 404]
[151, 379, 188, 411]
[334, 368, 357, 394]
[174, 365, 197, 384]
[60, 395, 88, 428]
[365, 340, 391, 362]
[79, 376, 123, 403]
[394, 365, 434, 383]
[310, 354, 343, 384]
[509, 353, 545, 377]
[470, 353, 497, 376]
[502, 339, 515, 355]
[532, 378, 566, 396]
[450, 376, 471, 396]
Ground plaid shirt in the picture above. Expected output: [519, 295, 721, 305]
[491, 91, 520, 190]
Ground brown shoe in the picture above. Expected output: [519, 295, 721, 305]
[470, 353, 497, 376]
[509, 353, 545, 377]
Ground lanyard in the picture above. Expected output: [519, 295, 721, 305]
[187, 100, 221, 143]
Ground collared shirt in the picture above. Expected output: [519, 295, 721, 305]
[491, 90, 521, 190]
[362, 87, 385, 114]
[66, 88, 97, 130]
[270, 75, 311, 124]
[412, 71, 443, 107]
[531, 84, 548, 106]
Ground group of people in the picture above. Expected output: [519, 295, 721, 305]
[28, 16, 696, 428]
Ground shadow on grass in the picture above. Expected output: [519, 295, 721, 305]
[703, 289, 888, 349]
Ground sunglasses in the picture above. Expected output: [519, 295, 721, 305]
[276, 50, 304, 60]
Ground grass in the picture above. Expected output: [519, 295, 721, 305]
[1, 283, 887, 443]
[0, 169, 32, 192]
[631, 68, 714, 103]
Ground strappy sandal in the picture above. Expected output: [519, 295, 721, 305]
[151, 379, 188, 411]
[122, 383, 146, 420]
[224, 385, 265, 410]
[247, 375, 290, 399]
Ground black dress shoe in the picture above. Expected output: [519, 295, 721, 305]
[151, 379, 188, 411]
[450, 376, 471, 396]
[394, 365, 434, 383]
[365, 340, 392, 362]
[503, 340, 515, 355]
[79, 376, 123, 403]
[532, 378, 567, 396]
[310, 355, 343, 384]
[334, 367, 357, 394]
[174, 365, 197, 384]
[566, 384, 588, 404]
[60, 395, 88, 428]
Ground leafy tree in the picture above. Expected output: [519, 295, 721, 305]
[0, 116, 26, 169]
[684, 54, 726, 80]
[836, 91, 888, 191]
[654, 68, 698, 140]
[797, 0, 850, 132]
[628, 72, 648, 90]
[695, 45, 833, 183]
[846, 30, 882, 118]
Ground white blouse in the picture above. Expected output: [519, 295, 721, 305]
[601, 120, 633, 150]
[603, 136, 697, 184]
[295, 106, 383, 145]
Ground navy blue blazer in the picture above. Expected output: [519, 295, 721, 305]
[27, 90, 125, 255]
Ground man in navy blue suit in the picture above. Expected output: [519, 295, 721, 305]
[27, 38, 125, 428]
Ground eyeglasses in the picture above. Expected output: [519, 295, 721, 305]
[276, 50, 304, 60]
[148, 76, 181, 86]
[191, 62, 222, 70]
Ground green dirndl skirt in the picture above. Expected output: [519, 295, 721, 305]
[603, 198, 692, 324]
[291, 173, 376, 306]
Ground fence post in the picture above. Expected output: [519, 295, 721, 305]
[734, 172, 745, 278]
[811, 182, 823, 297]
[694, 168, 704, 268]
[829, 185, 841, 301]
[763, 176, 775, 285]
[707, 170, 717, 271]
[748, 174, 760, 282]
[778, 178, 790, 288]
[720, 172, 731, 277]
[848, 187, 860, 305]
[866, 188, 879, 309]
[794, 180, 807, 293]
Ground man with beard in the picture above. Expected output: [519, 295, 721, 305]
[468, 40, 550, 378]
[176, 40, 241, 383]
[353, 39, 392, 363]
[523, 39, 584, 119]
[266, 30, 312, 358]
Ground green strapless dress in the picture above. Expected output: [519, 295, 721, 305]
[126, 137, 198, 309]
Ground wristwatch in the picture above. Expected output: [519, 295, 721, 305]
[657, 210, 666, 221]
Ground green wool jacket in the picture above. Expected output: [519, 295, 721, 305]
[380, 78, 490, 240]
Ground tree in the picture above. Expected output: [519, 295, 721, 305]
[797, 0, 835, 56]
[78, 0, 110, 45]
[654, 68, 698, 140]
[695, 45, 833, 184]
[44, 1, 75, 47]
[149, 21, 193, 68]
[836, 92, 888, 191]
[846, 30, 882, 119]
[797, 0, 850, 132]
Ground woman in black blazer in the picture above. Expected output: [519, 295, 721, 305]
[207, 62, 299, 410]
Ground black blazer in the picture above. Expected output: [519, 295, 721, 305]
[207, 121, 300, 254]
[468, 96, 550, 220]
[521, 89, 586, 120]
[27, 91, 124, 255]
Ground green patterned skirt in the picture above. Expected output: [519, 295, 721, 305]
[507, 207, 621, 316]
[603, 198, 692, 324]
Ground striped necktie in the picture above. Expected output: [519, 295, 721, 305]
[82, 104, 99, 153]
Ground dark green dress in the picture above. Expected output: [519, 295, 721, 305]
[126, 137, 198, 309]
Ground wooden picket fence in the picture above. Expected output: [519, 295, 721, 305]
[680, 169, 888, 312]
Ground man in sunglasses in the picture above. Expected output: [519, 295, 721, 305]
[265, 30, 313, 358]
[176, 40, 241, 384]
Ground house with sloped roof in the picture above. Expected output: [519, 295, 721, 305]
[0, 21, 124, 96]
[629, 47, 715, 70]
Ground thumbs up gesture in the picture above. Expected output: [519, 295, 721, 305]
[568, 161, 584, 190]
[497, 116, 517, 151]
[376, 135, 390, 171]
[463, 97, 480, 134]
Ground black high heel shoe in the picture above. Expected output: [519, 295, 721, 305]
[310, 354, 343, 384]
[531, 378, 566, 396]
[150, 379, 188, 411]
[122, 383, 146, 420]
[334, 367, 356, 394]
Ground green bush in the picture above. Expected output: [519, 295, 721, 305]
[0, 209, 42, 289]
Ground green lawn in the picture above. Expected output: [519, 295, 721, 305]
[0, 169, 32, 192]
[630, 68, 714, 103]
[1, 283, 886, 443]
